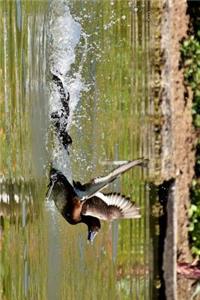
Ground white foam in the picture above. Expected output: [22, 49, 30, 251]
[48, 1, 86, 118]
[48, 1, 86, 179]
[48, 2, 81, 75]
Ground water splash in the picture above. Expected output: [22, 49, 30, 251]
[47, 1, 86, 179]
[48, 1, 87, 117]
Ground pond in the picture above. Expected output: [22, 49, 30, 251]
[0, 1, 160, 299]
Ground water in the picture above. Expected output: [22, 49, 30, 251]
[0, 1, 156, 299]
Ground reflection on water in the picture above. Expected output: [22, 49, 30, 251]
[0, 0, 157, 299]
[0, 0, 48, 299]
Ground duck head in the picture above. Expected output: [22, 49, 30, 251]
[82, 216, 101, 243]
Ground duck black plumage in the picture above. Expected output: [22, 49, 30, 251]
[47, 158, 147, 242]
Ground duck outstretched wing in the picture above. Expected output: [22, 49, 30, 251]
[74, 158, 148, 200]
[82, 192, 141, 221]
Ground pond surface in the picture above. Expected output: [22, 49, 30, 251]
[0, 1, 159, 299]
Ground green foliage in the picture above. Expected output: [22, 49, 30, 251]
[188, 139, 200, 255]
[189, 176, 200, 255]
[181, 36, 200, 128]
[181, 33, 200, 255]
[189, 121, 200, 255]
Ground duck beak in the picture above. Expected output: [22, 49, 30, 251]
[46, 172, 58, 201]
[88, 231, 97, 243]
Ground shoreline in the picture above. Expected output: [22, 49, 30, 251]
[151, 1, 196, 299]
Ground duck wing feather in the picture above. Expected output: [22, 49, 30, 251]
[74, 158, 147, 200]
[82, 192, 141, 221]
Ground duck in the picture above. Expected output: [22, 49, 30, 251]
[46, 158, 147, 242]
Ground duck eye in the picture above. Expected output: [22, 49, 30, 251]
[51, 174, 57, 181]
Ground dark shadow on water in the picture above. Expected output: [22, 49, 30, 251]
[150, 179, 175, 300]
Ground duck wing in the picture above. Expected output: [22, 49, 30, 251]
[81, 192, 141, 221]
[74, 158, 147, 200]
